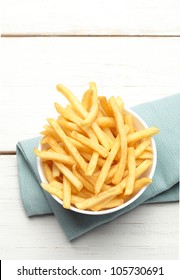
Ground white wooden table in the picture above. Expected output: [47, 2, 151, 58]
[0, 0, 179, 260]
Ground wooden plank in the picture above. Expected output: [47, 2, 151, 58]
[1, 37, 180, 151]
[0, 155, 178, 259]
[1, 0, 180, 35]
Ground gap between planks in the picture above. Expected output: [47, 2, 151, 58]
[0, 152, 16, 155]
[2, 34, 180, 38]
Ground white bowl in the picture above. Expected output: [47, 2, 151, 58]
[37, 108, 157, 215]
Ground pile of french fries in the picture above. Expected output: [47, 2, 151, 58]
[34, 82, 159, 212]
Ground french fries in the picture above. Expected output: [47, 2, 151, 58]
[35, 82, 159, 212]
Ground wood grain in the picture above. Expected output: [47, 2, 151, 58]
[0, 156, 178, 260]
[1, 37, 180, 151]
[2, 0, 180, 35]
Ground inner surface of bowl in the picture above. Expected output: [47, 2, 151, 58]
[37, 108, 157, 215]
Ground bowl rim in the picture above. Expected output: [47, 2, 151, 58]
[37, 107, 157, 215]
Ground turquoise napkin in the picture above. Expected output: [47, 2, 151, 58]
[16, 94, 179, 240]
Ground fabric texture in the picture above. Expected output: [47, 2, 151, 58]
[16, 94, 180, 240]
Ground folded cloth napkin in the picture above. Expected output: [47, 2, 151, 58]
[16, 94, 180, 240]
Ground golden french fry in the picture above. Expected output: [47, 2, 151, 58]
[103, 127, 116, 142]
[81, 82, 98, 126]
[41, 182, 63, 199]
[124, 147, 136, 195]
[56, 84, 87, 118]
[86, 152, 99, 176]
[134, 178, 152, 193]
[124, 114, 134, 133]
[91, 122, 111, 151]
[127, 127, 159, 143]
[81, 88, 93, 111]
[138, 151, 153, 160]
[55, 102, 82, 124]
[52, 163, 60, 178]
[41, 183, 84, 205]
[98, 96, 114, 117]
[97, 117, 116, 128]
[116, 96, 124, 113]
[48, 118, 87, 172]
[54, 162, 83, 191]
[63, 176, 71, 209]
[78, 188, 94, 199]
[34, 148, 76, 165]
[71, 131, 108, 158]
[95, 136, 121, 194]
[72, 166, 94, 193]
[135, 159, 144, 167]
[50, 180, 63, 190]
[42, 162, 53, 183]
[67, 137, 93, 153]
[92, 198, 124, 211]
[57, 119, 83, 133]
[75, 184, 125, 210]
[135, 159, 153, 179]
[146, 146, 153, 153]
[135, 138, 150, 158]
[46, 135, 66, 154]
[109, 97, 127, 184]
[81, 152, 105, 167]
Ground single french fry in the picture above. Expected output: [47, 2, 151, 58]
[54, 162, 83, 191]
[92, 198, 124, 211]
[124, 147, 136, 195]
[138, 151, 153, 160]
[46, 135, 66, 154]
[57, 119, 83, 133]
[124, 114, 134, 133]
[41, 183, 84, 205]
[91, 122, 111, 151]
[75, 184, 125, 210]
[55, 102, 82, 124]
[134, 178, 152, 193]
[56, 84, 87, 118]
[127, 127, 159, 143]
[48, 118, 87, 172]
[72, 166, 94, 193]
[67, 137, 93, 153]
[78, 188, 94, 199]
[71, 131, 108, 158]
[52, 163, 60, 178]
[43, 162, 53, 183]
[63, 176, 71, 209]
[41, 182, 63, 199]
[116, 96, 124, 113]
[97, 117, 115, 128]
[95, 136, 121, 194]
[135, 138, 151, 158]
[124, 124, 130, 135]
[81, 88, 93, 111]
[40, 135, 49, 145]
[98, 96, 114, 117]
[86, 152, 99, 176]
[135, 160, 153, 179]
[50, 180, 63, 190]
[81, 152, 105, 167]
[135, 159, 144, 167]
[109, 97, 127, 184]
[34, 148, 76, 165]
[81, 82, 98, 126]
[103, 127, 116, 142]
[146, 146, 153, 153]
